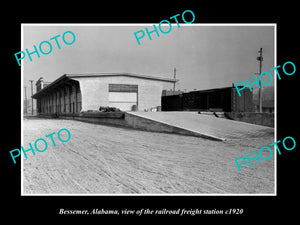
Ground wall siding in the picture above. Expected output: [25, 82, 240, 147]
[72, 76, 172, 112]
[38, 81, 82, 114]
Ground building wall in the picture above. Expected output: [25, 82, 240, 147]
[161, 94, 183, 111]
[225, 112, 274, 127]
[181, 88, 232, 111]
[72, 76, 172, 111]
[231, 88, 254, 112]
[38, 81, 82, 114]
[162, 87, 254, 112]
[138, 84, 162, 111]
[73, 78, 108, 111]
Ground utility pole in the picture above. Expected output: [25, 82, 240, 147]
[29, 80, 34, 115]
[24, 86, 27, 114]
[257, 48, 263, 113]
[173, 67, 176, 92]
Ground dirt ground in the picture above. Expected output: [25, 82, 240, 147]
[22, 118, 275, 194]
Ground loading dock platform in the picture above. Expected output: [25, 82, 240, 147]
[125, 111, 274, 141]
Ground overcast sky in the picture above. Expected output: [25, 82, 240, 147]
[22, 24, 274, 95]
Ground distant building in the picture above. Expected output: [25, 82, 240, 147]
[162, 86, 254, 112]
[36, 77, 51, 92]
[32, 73, 176, 114]
[162, 89, 184, 96]
[254, 99, 274, 113]
[23, 99, 37, 115]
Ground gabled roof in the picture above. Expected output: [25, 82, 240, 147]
[32, 73, 178, 99]
[66, 73, 178, 82]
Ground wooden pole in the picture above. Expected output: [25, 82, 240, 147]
[29, 80, 34, 115]
[258, 48, 263, 113]
[173, 68, 176, 92]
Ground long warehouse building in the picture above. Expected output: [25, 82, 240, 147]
[32, 73, 177, 114]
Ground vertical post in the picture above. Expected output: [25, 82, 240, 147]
[64, 87, 66, 113]
[74, 84, 77, 113]
[173, 67, 176, 92]
[257, 48, 263, 113]
[29, 80, 34, 115]
[56, 91, 58, 114]
[24, 86, 27, 114]
[69, 86, 72, 113]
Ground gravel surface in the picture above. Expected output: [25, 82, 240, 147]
[22, 118, 275, 194]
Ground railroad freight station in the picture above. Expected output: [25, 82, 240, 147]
[32, 73, 177, 114]
[32, 73, 253, 115]
[30, 72, 271, 141]
[22, 25, 276, 196]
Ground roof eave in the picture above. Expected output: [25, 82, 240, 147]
[32, 74, 69, 99]
[66, 73, 178, 83]
[32, 73, 178, 99]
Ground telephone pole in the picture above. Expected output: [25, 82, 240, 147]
[29, 80, 34, 115]
[257, 48, 263, 113]
[24, 86, 27, 114]
[173, 67, 176, 92]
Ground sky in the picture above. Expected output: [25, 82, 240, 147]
[22, 24, 275, 96]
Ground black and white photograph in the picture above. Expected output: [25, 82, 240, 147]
[21, 24, 275, 195]
[4, 5, 298, 221]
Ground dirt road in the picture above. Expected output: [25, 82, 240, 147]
[22, 118, 274, 194]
